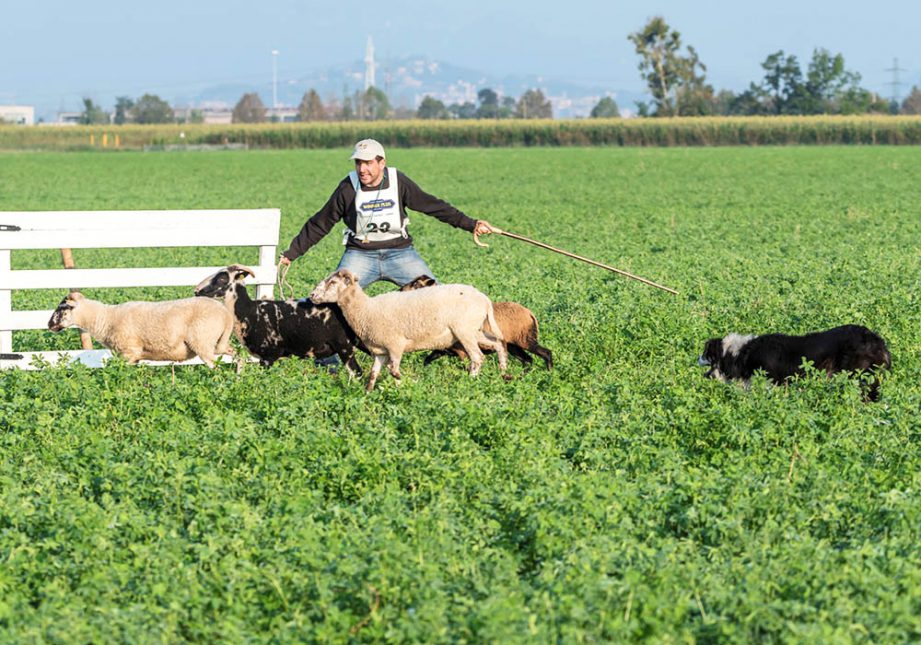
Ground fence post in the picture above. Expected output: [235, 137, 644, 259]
[60, 248, 93, 349]
[256, 244, 277, 300]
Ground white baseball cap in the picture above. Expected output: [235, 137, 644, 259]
[350, 138, 386, 161]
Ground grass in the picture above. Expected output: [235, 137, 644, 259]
[1, 147, 919, 642]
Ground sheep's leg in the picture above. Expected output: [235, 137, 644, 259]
[477, 331, 509, 379]
[198, 353, 217, 369]
[119, 347, 144, 365]
[187, 340, 218, 369]
[454, 331, 485, 376]
[338, 347, 363, 379]
[508, 344, 534, 367]
[422, 349, 451, 366]
[215, 325, 233, 357]
[366, 353, 387, 392]
[388, 350, 403, 383]
[179, 335, 212, 368]
[530, 343, 553, 370]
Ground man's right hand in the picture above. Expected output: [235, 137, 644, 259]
[279, 255, 291, 266]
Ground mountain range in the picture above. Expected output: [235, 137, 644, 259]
[184, 56, 645, 118]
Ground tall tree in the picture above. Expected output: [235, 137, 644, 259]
[417, 96, 449, 119]
[797, 49, 861, 114]
[340, 95, 354, 121]
[674, 46, 715, 115]
[748, 48, 870, 115]
[757, 50, 804, 114]
[476, 88, 499, 119]
[628, 16, 707, 117]
[902, 86, 921, 115]
[131, 94, 174, 124]
[803, 49, 873, 114]
[113, 96, 134, 124]
[297, 89, 327, 121]
[516, 89, 552, 119]
[590, 96, 620, 118]
[711, 89, 738, 116]
[448, 102, 476, 119]
[232, 93, 266, 123]
[363, 87, 391, 120]
[499, 96, 517, 119]
[79, 97, 109, 124]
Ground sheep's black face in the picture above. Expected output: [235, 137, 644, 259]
[48, 296, 77, 332]
[195, 271, 232, 298]
[698, 338, 725, 379]
[399, 275, 437, 292]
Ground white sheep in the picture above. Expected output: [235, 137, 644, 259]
[400, 275, 553, 369]
[309, 269, 507, 391]
[47, 291, 234, 367]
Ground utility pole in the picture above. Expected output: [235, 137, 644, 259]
[885, 57, 907, 106]
[272, 50, 280, 109]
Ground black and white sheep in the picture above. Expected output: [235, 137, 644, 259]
[47, 291, 234, 367]
[194, 264, 363, 375]
[400, 275, 553, 370]
[309, 269, 507, 391]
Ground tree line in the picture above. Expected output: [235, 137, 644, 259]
[78, 16, 921, 125]
[627, 16, 920, 117]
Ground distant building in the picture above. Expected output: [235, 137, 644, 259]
[201, 109, 233, 125]
[266, 107, 298, 123]
[56, 111, 82, 125]
[0, 105, 35, 125]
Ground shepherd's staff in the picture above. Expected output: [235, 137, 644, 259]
[474, 226, 678, 296]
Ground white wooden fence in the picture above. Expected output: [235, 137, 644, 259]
[0, 209, 280, 369]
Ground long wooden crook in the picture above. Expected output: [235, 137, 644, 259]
[474, 227, 678, 295]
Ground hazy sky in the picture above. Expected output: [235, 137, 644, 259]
[3, 0, 919, 115]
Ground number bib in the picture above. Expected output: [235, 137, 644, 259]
[345, 168, 407, 244]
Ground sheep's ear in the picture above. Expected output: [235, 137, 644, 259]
[341, 272, 353, 285]
[68, 291, 84, 301]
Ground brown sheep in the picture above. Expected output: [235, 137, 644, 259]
[400, 275, 552, 370]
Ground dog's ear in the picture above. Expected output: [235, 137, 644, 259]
[703, 338, 722, 361]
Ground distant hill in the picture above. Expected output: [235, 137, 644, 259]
[192, 56, 645, 118]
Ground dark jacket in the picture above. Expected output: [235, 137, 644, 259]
[282, 168, 477, 259]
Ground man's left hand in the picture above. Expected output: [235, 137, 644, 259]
[473, 220, 501, 247]
[474, 220, 499, 236]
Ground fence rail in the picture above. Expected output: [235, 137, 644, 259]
[0, 208, 280, 367]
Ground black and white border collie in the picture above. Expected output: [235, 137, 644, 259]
[698, 324, 891, 401]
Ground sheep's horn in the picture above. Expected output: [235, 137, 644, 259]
[227, 264, 256, 277]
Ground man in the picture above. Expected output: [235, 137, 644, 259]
[279, 138, 496, 287]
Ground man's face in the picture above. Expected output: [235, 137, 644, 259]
[355, 157, 386, 187]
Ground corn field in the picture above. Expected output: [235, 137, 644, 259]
[3, 115, 921, 151]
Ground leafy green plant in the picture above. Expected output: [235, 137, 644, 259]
[0, 147, 919, 642]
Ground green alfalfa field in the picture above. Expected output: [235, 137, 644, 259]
[0, 146, 919, 643]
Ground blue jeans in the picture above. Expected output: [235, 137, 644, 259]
[336, 246, 436, 288]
